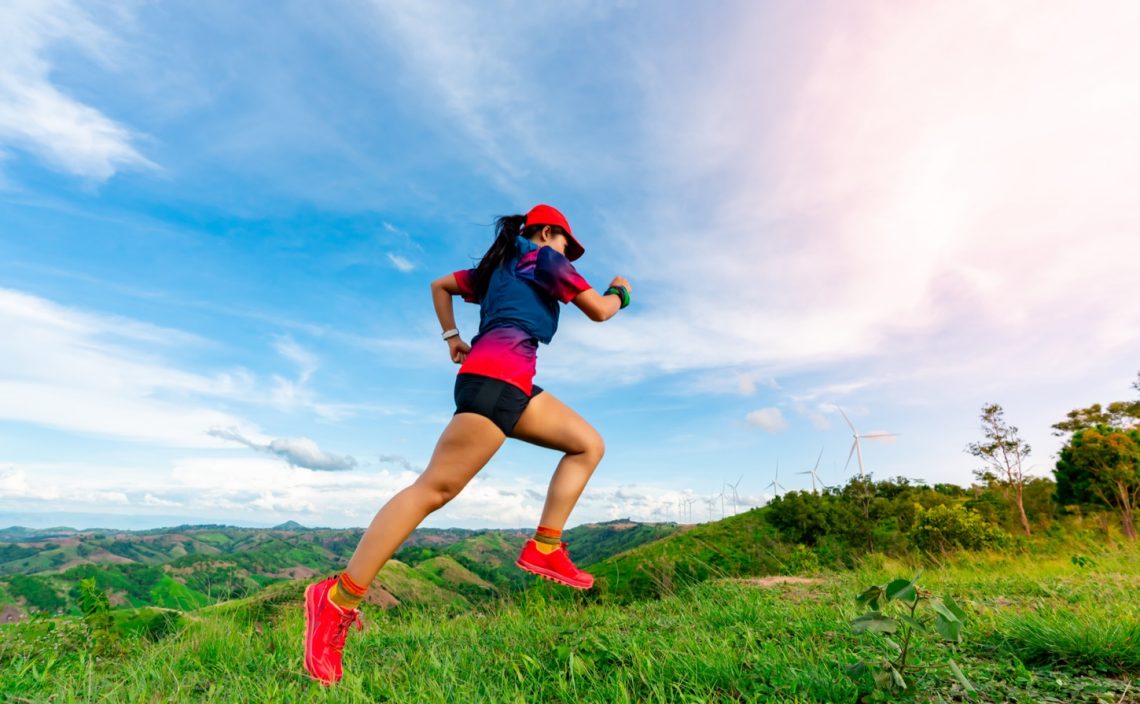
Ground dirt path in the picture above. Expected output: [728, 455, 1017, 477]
[739, 576, 823, 588]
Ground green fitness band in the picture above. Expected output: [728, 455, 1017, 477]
[605, 285, 631, 309]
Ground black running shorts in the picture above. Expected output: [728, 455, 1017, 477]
[453, 373, 543, 436]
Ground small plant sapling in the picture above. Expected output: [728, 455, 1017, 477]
[844, 572, 975, 697]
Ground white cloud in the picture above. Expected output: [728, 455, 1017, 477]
[207, 427, 358, 472]
[0, 0, 153, 179]
[358, 2, 630, 198]
[387, 253, 415, 272]
[793, 402, 832, 431]
[0, 288, 373, 448]
[377, 454, 418, 473]
[0, 456, 767, 528]
[538, 1, 1140, 414]
[745, 408, 788, 433]
[361, 2, 533, 193]
[274, 336, 318, 384]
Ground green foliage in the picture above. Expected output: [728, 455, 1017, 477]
[765, 476, 1024, 559]
[5, 575, 66, 613]
[1070, 554, 1093, 568]
[1053, 402, 1140, 435]
[784, 544, 822, 574]
[78, 578, 121, 657]
[911, 504, 1010, 553]
[764, 490, 838, 546]
[966, 402, 1035, 537]
[997, 608, 1140, 672]
[150, 575, 210, 610]
[846, 573, 974, 697]
[1055, 426, 1140, 540]
[0, 544, 38, 563]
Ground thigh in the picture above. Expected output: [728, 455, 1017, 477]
[415, 413, 506, 491]
[509, 390, 600, 454]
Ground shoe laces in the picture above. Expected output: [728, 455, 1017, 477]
[553, 543, 582, 575]
[331, 609, 362, 650]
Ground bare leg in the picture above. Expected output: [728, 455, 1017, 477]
[344, 413, 505, 586]
[510, 391, 605, 531]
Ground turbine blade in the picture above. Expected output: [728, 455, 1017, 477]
[844, 441, 857, 472]
[814, 446, 824, 471]
[837, 406, 856, 434]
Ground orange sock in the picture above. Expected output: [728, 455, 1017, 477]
[533, 525, 562, 554]
[328, 571, 367, 611]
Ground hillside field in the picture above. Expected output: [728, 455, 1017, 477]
[1, 548, 1136, 702]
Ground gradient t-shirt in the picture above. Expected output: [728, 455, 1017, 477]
[452, 237, 590, 394]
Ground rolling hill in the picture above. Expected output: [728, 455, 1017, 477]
[0, 518, 682, 620]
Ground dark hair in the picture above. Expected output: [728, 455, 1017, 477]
[469, 215, 567, 301]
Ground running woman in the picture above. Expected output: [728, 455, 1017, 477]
[303, 204, 631, 685]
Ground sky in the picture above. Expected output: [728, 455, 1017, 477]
[1, 0, 1138, 531]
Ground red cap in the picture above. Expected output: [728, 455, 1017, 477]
[525, 204, 584, 261]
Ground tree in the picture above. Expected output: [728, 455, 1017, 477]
[1052, 372, 1140, 436]
[1052, 372, 1140, 541]
[966, 403, 1033, 536]
[1055, 427, 1140, 541]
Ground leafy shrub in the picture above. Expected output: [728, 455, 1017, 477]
[910, 504, 1010, 553]
[79, 578, 121, 656]
[783, 544, 821, 575]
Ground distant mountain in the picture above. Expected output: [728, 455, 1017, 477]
[271, 521, 307, 531]
[0, 512, 274, 531]
[0, 518, 683, 620]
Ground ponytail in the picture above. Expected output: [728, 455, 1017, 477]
[470, 214, 565, 300]
[470, 214, 524, 301]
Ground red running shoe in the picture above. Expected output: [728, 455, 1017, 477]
[303, 576, 362, 686]
[515, 539, 595, 590]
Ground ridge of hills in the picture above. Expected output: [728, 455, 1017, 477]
[0, 518, 685, 622]
[587, 507, 795, 601]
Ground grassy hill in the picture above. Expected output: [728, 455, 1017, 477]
[586, 508, 805, 601]
[1, 549, 1136, 702]
[561, 519, 681, 566]
[0, 518, 681, 619]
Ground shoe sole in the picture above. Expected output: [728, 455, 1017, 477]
[515, 558, 593, 590]
[303, 583, 336, 687]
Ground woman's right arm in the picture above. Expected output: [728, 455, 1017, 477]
[431, 274, 471, 363]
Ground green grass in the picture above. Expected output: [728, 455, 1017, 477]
[1, 549, 1137, 702]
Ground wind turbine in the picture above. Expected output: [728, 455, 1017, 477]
[685, 497, 699, 522]
[727, 475, 743, 515]
[798, 446, 824, 493]
[764, 459, 786, 498]
[837, 406, 898, 479]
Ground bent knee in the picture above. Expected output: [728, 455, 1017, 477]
[414, 479, 463, 511]
[576, 431, 605, 464]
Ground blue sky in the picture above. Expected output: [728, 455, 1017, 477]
[2, 1, 1138, 530]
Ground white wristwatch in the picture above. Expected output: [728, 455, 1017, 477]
[441, 328, 460, 341]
